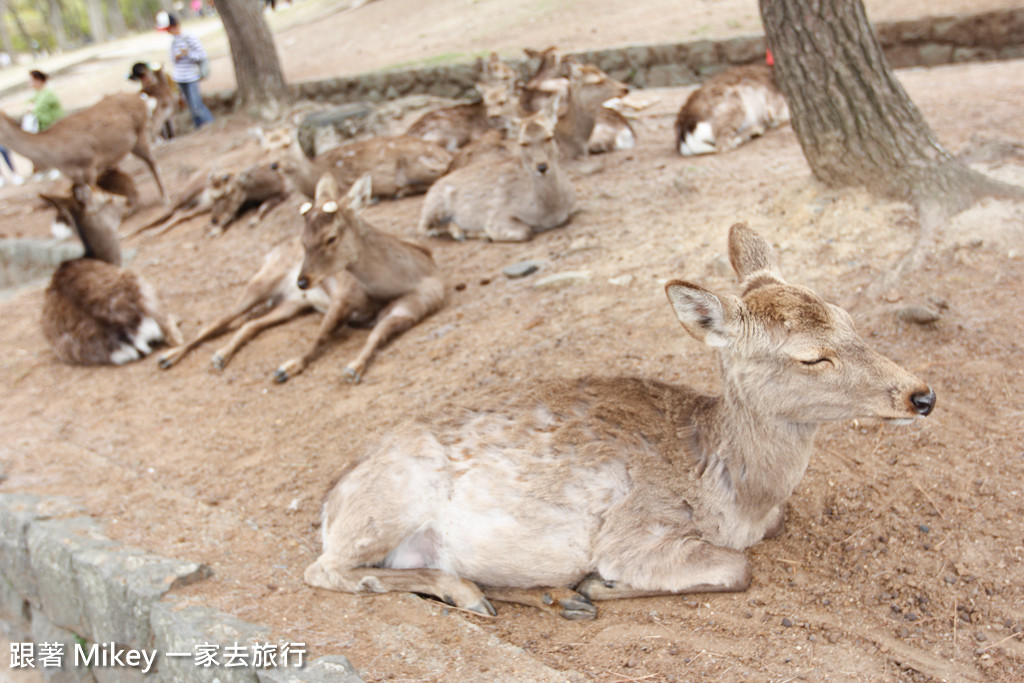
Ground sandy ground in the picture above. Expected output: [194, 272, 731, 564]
[2, 3, 1024, 682]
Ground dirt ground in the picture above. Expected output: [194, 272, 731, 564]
[2, 4, 1024, 683]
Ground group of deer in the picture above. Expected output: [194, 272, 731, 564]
[22, 49, 935, 622]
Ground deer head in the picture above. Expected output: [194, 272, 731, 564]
[516, 93, 561, 178]
[296, 174, 372, 291]
[665, 224, 935, 425]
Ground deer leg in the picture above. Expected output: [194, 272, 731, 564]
[247, 193, 290, 227]
[149, 205, 212, 238]
[304, 561, 495, 616]
[762, 504, 786, 540]
[578, 536, 751, 602]
[485, 215, 533, 242]
[274, 281, 368, 383]
[131, 141, 167, 203]
[212, 297, 309, 371]
[484, 586, 597, 620]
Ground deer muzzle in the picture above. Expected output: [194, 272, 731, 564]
[910, 389, 936, 416]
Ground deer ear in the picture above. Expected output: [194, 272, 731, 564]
[665, 280, 738, 348]
[314, 173, 341, 204]
[346, 174, 372, 212]
[728, 223, 781, 283]
[71, 183, 92, 206]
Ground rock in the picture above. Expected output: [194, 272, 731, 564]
[608, 274, 634, 286]
[897, 305, 941, 325]
[258, 655, 364, 683]
[502, 260, 544, 279]
[533, 271, 592, 289]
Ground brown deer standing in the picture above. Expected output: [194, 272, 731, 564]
[40, 184, 182, 365]
[158, 174, 445, 384]
[0, 93, 166, 203]
[417, 95, 574, 242]
[675, 63, 790, 156]
[305, 224, 935, 619]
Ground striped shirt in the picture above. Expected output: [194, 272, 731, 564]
[169, 32, 207, 84]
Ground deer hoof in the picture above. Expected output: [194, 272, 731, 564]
[211, 354, 226, 371]
[575, 574, 617, 600]
[342, 367, 361, 384]
[465, 596, 497, 617]
[557, 592, 597, 620]
[274, 368, 290, 384]
[157, 356, 173, 370]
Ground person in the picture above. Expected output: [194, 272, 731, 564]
[27, 70, 65, 132]
[155, 11, 214, 130]
[0, 146, 24, 186]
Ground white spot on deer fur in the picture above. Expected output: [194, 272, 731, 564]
[110, 343, 141, 365]
[130, 317, 164, 354]
[614, 127, 636, 150]
[50, 219, 73, 240]
[680, 121, 716, 156]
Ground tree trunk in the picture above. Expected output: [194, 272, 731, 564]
[213, 0, 289, 110]
[759, 0, 1021, 215]
[43, 0, 68, 51]
[83, 0, 106, 43]
[0, 0, 16, 59]
[104, 0, 127, 38]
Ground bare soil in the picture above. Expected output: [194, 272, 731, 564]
[2, 4, 1024, 682]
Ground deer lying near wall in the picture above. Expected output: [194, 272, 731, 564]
[305, 224, 936, 619]
[262, 127, 452, 200]
[158, 174, 445, 384]
[404, 53, 522, 151]
[418, 95, 574, 242]
[0, 93, 166, 203]
[40, 184, 182, 365]
[675, 63, 789, 156]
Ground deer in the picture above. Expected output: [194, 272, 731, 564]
[260, 127, 452, 200]
[417, 93, 574, 242]
[305, 224, 936, 620]
[675, 63, 790, 156]
[39, 183, 182, 365]
[520, 52, 633, 158]
[404, 53, 523, 152]
[0, 93, 166, 203]
[132, 63, 181, 142]
[157, 173, 445, 384]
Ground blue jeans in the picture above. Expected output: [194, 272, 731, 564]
[177, 79, 214, 129]
[0, 146, 14, 172]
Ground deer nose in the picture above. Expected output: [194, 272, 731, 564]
[270, 161, 279, 170]
[536, 162, 548, 174]
[910, 389, 936, 416]
[297, 276, 310, 290]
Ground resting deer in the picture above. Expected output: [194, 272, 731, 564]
[40, 184, 182, 365]
[0, 93, 166, 203]
[158, 174, 445, 384]
[418, 94, 574, 242]
[305, 224, 936, 620]
[675, 63, 789, 156]
[404, 53, 522, 151]
[521, 53, 633, 157]
[262, 127, 451, 200]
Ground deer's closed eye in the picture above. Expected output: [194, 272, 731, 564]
[800, 357, 833, 367]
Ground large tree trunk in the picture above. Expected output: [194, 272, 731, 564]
[43, 0, 68, 51]
[213, 0, 289, 111]
[759, 0, 1021, 216]
[0, 0, 16, 59]
[104, 0, 127, 38]
[83, 0, 106, 43]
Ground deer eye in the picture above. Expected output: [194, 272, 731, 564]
[325, 235, 338, 246]
[800, 357, 833, 367]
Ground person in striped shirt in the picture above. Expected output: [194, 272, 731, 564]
[156, 12, 214, 130]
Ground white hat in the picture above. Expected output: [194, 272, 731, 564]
[155, 11, 171, 30]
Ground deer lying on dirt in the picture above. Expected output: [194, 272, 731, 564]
[418, 95, 574, 242]
[128, 163, 288, 238]
[40, 184, 182, 365]
[261, 127, 452, 200]
[158, 174, 444, 384]
[521, 50, 633, 157]
[0, 93, 166, 203]
[305, 224, 936, 619]
[404, 53, 522, 151]
[675, 63, 790, 156]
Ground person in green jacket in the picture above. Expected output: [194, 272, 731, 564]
[27, 70, 65, 132]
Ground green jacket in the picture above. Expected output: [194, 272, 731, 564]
[31, 87, 65, 131]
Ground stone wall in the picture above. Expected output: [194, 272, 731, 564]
[206, 7, 1024, 112]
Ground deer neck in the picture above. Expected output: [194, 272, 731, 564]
[76, 216, 123, 266]
[698, 366, 818, 517]
[288, 141, 321, 198]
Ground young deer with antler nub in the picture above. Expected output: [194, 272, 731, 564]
[305, 224, 936, 619]
[158, 174, 444, 384]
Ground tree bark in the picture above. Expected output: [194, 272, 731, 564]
[213, 0, 289, 110]
[0, 0, 16, 58]
[759, 0, 1022, 215]
[104, 0, 127, 38]
[44, 0, 68, 51]
[83, 0, 106, 43]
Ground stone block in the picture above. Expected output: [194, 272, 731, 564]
[952, 46, 998, 62]
[30, 610, 95, 683]
[720, 35, 766, 64]
[686, 40, 720, 69]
